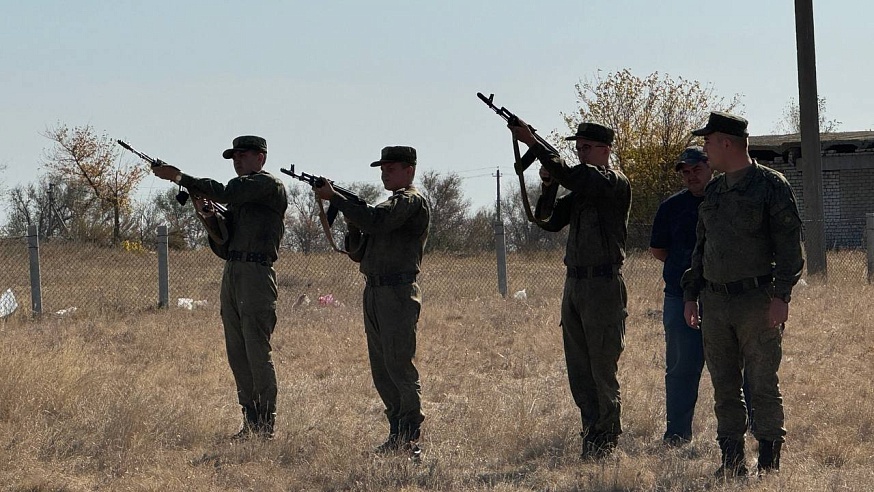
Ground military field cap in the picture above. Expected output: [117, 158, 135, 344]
[565, 122, 615, 146]
[222, 135, 268, 159]
[691, 112, 749, 137]
[370, 146, 417, 167]
[674, 146, 709, 170]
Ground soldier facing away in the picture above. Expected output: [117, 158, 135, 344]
[153, 135, 288, 440]
[681, 112, 804, 477]
[313, 146, 430, 461]
[509, 119, 632, 459]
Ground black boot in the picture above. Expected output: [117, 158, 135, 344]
[254, 401, 276, 440]
[400, 424, 422, 463]
[232, 404, 258, 440]
[582, 431, 618, 460]
[756, 440, 782, 473]
[715, 438, 748, 478]
[375, 418, 401, 454]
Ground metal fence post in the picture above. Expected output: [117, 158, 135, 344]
[27, 224, 42, 314]
[867, 213, 874, 284]
[494, 220, 508, 297]
[157, 225, 169, 308]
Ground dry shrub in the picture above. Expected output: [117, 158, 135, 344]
[0, 251, 871, 490]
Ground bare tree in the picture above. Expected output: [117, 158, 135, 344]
[138, 188, 206, 249]
[4, 178, 78, 238]
[417, 170, 471, 252]
[284, 183, 328, 254]
[776, 96, 841, 134]
[500, 180, 567, 252]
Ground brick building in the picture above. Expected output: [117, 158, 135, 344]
[749, 131, 874, 248]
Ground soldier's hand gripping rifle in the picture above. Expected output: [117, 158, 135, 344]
[117, 139, 229, 245]
[280, 165, 365, 254]
[476, 92, 558, 224]
[116, 140, 226, 214]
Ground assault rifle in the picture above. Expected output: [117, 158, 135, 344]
[280, 165, 367, 254]
[116, 139, 226, 213]
[476, 92, 560, 174]
[279, 165, 364, 226]
[477, 92, 558, 224]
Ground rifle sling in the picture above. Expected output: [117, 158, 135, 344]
[512, 137, 548, 226]
[316, 198, 351, 254]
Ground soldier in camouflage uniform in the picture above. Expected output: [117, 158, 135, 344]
[313, 146, 430, 460]
[153, 135, 288, 440]
[681, 112, 804, 477]
[509, 120, 631, 459]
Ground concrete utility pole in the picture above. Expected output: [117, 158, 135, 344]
[795, 0, 827, 276]
[494, 167, 508, 297]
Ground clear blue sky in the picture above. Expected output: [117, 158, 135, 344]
[1, 0, 872, 222]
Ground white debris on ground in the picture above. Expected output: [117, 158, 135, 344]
[0, 288, 18, 318]
[55, 307, 78, 316]
[177, 298, 209, 310]
[513, 289, 527, 301]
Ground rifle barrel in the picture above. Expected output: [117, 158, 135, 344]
[280, 166, 358, 199]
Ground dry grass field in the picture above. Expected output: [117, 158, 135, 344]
[0, 248, 872, 491]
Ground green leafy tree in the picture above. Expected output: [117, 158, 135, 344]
[555, 69, 741, 223]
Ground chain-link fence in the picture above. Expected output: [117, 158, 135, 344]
[0, 223, 869, 320]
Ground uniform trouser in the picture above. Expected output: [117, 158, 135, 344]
[363, 282, 424, 435]
[561, 274, 627, 438]
[700, 286, 785, 443]
[664, 295, 757, 440]
[220, 261, 278, 411]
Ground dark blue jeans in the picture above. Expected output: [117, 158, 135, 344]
[663, 294, 754, 441]
[663, 294, 705, 441]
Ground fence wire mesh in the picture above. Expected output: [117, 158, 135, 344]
[0, 227, 868, 320]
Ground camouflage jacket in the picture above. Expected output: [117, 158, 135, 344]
[681, 161, 804, 301]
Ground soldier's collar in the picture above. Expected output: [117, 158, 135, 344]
[716, 160, 758, 192]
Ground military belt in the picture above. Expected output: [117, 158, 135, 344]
[706, 274, 773, 295]
[365, 272, 417, 287]
[566, 264, 617, 279]
[228, 250, 273, 266]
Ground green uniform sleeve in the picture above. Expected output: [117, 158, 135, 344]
[532, 142, 626, 197]
[768, 178, 805, 298]
[179, 172, 280, 207]
[535, 184, 572, 232]
[329, 189, 424, 235]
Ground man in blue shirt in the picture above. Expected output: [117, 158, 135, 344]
[650, 147, 712, 446]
